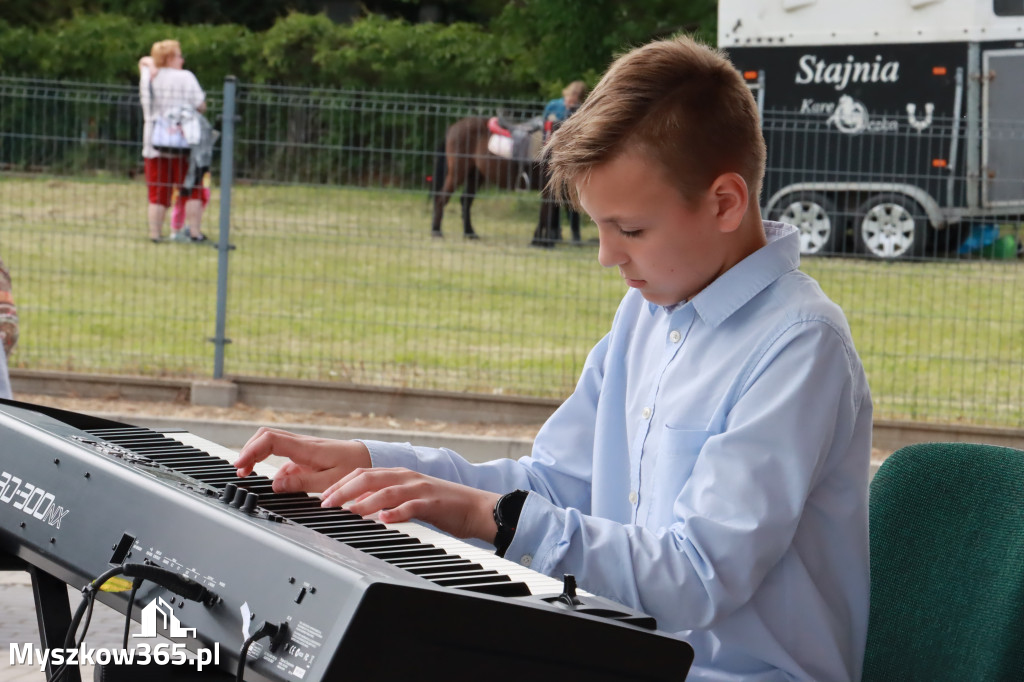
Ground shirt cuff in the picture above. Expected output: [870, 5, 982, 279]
[357, 439, 420, 469]
[501, 491, 566, 573]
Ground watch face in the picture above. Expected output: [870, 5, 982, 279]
[498, 490, 528, 527]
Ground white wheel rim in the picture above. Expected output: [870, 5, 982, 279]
[860, 203, 915, 258]
[782, 200, 831, 253]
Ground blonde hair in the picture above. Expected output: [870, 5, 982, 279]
[151, 40, 182, 69]
[562, 80, 587, 101]
[547, 35, 766, 208]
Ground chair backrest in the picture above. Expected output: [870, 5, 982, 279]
[862, 442, 1024, 681]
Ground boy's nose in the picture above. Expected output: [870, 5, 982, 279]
[597, 235, 626, 268]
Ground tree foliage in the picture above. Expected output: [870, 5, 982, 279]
[0, 1, 719, 98]
[493, 0, 718, 96]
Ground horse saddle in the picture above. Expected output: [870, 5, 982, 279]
[487, 116, 543, 161]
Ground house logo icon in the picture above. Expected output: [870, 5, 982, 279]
[132, 596, 197, 639]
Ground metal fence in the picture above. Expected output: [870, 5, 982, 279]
[0, 76, 1022, 426]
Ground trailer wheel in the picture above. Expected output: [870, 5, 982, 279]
[853, 193, 928, 260]
[772, 192, 842, 255]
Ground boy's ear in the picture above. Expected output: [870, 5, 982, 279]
[709, 172, 749, 233]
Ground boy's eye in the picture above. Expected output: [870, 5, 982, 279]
[620, 228, 643, 238]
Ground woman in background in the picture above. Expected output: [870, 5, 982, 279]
[139, 40, 207, 243]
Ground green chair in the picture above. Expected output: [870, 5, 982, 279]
[862, 442, 1024, 681]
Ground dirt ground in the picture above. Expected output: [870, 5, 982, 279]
[15, 392, 544, 440]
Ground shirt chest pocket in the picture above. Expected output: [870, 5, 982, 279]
[651, 426, 711, 514]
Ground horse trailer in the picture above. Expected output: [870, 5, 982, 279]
[719, 0, 1024, 259]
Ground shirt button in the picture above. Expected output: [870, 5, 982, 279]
[670, 330, 681, 343]
[628, 491, 638, 505]
[641, 407, 652, 419]
[519, 554, 533, 567]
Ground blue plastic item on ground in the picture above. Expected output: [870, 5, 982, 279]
[958, 224, 1000, 254]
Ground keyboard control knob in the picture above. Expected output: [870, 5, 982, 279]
[241, 491, 259, 514]
[220, 483, 237, 503]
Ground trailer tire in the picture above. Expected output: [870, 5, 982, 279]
[771, 192, 842, 256]
[853, 193, 929, 260]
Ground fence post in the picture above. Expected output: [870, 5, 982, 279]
[211, 76, 236, 379]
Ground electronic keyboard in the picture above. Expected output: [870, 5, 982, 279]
[0, 398, 693, 681]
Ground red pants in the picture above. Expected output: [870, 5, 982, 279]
[145, 156, 202, 206]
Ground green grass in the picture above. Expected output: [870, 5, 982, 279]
[1, 174, 1023, 425]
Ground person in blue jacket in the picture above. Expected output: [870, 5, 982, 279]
[543, 80, 587, 130]
[535, 81, 588, 245]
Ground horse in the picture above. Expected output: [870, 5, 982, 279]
[430, 116, 572, 244]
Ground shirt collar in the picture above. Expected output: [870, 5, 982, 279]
[647, 221, 801, 326]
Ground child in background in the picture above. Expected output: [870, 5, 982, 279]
[170, 170, 211, 242]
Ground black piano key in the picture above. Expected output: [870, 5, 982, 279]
[302, 519, 380, 531]
[191, 474, 250, 485]
[251, 497, 315, 510]
[176, 466, 239, 476]
[279, 508, 363, 520]
[387, 555, 471, 568]
[405, 563, 485, 576]
[233, 482, 275, 495]
[320, 524, 396, 536]
[87, 427, 153, 437]
[147, 455, 222, 465]
[459, 581, 532, 598]
[183, 470, 241, 480]
[322, 530, 405, 542]
[125, 445, 206, 455]
[364, 546, 446, 561]
[258, 501, 333, 514]
[430, 572, 507, 588]
[317, 524, 399, 535]
[343, 536, 421, 550]
[250, 492, 311, 504]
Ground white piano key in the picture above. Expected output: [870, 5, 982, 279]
[167, 430, 584, 597]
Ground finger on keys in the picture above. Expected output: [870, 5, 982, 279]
[235, 427, 313, 477]
[233, 426, 278, 476]
[320, 465, 383, 507]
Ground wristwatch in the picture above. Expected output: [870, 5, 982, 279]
[492, 490, 528, 558]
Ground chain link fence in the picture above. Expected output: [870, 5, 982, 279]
[0, 76, 1022, 425]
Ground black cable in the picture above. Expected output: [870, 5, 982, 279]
[46, 563, 220, 682]
[49, 565, 126, 682]
[119, 563, 219, 606]
[122, 577, 144, 650]
[235, 621, 284, 682]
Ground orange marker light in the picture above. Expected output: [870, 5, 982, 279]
[932, 159, 948, 168]
[743, 71, 759, 80]
[932, 66, 947, 75]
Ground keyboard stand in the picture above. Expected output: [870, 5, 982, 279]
[1, 551, 83, 682]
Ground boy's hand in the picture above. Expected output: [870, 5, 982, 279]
[321, 468, 501, 543]
[233, 427, 371, 493]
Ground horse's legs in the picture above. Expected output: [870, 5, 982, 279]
[431, 150, 454, 237]
[432, 192, 450, 237]
[460, 166, 482, 239]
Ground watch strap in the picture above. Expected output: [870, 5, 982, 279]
[492, 489, 528, 558]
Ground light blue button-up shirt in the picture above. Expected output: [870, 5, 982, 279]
[363, 222, 872, 682]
